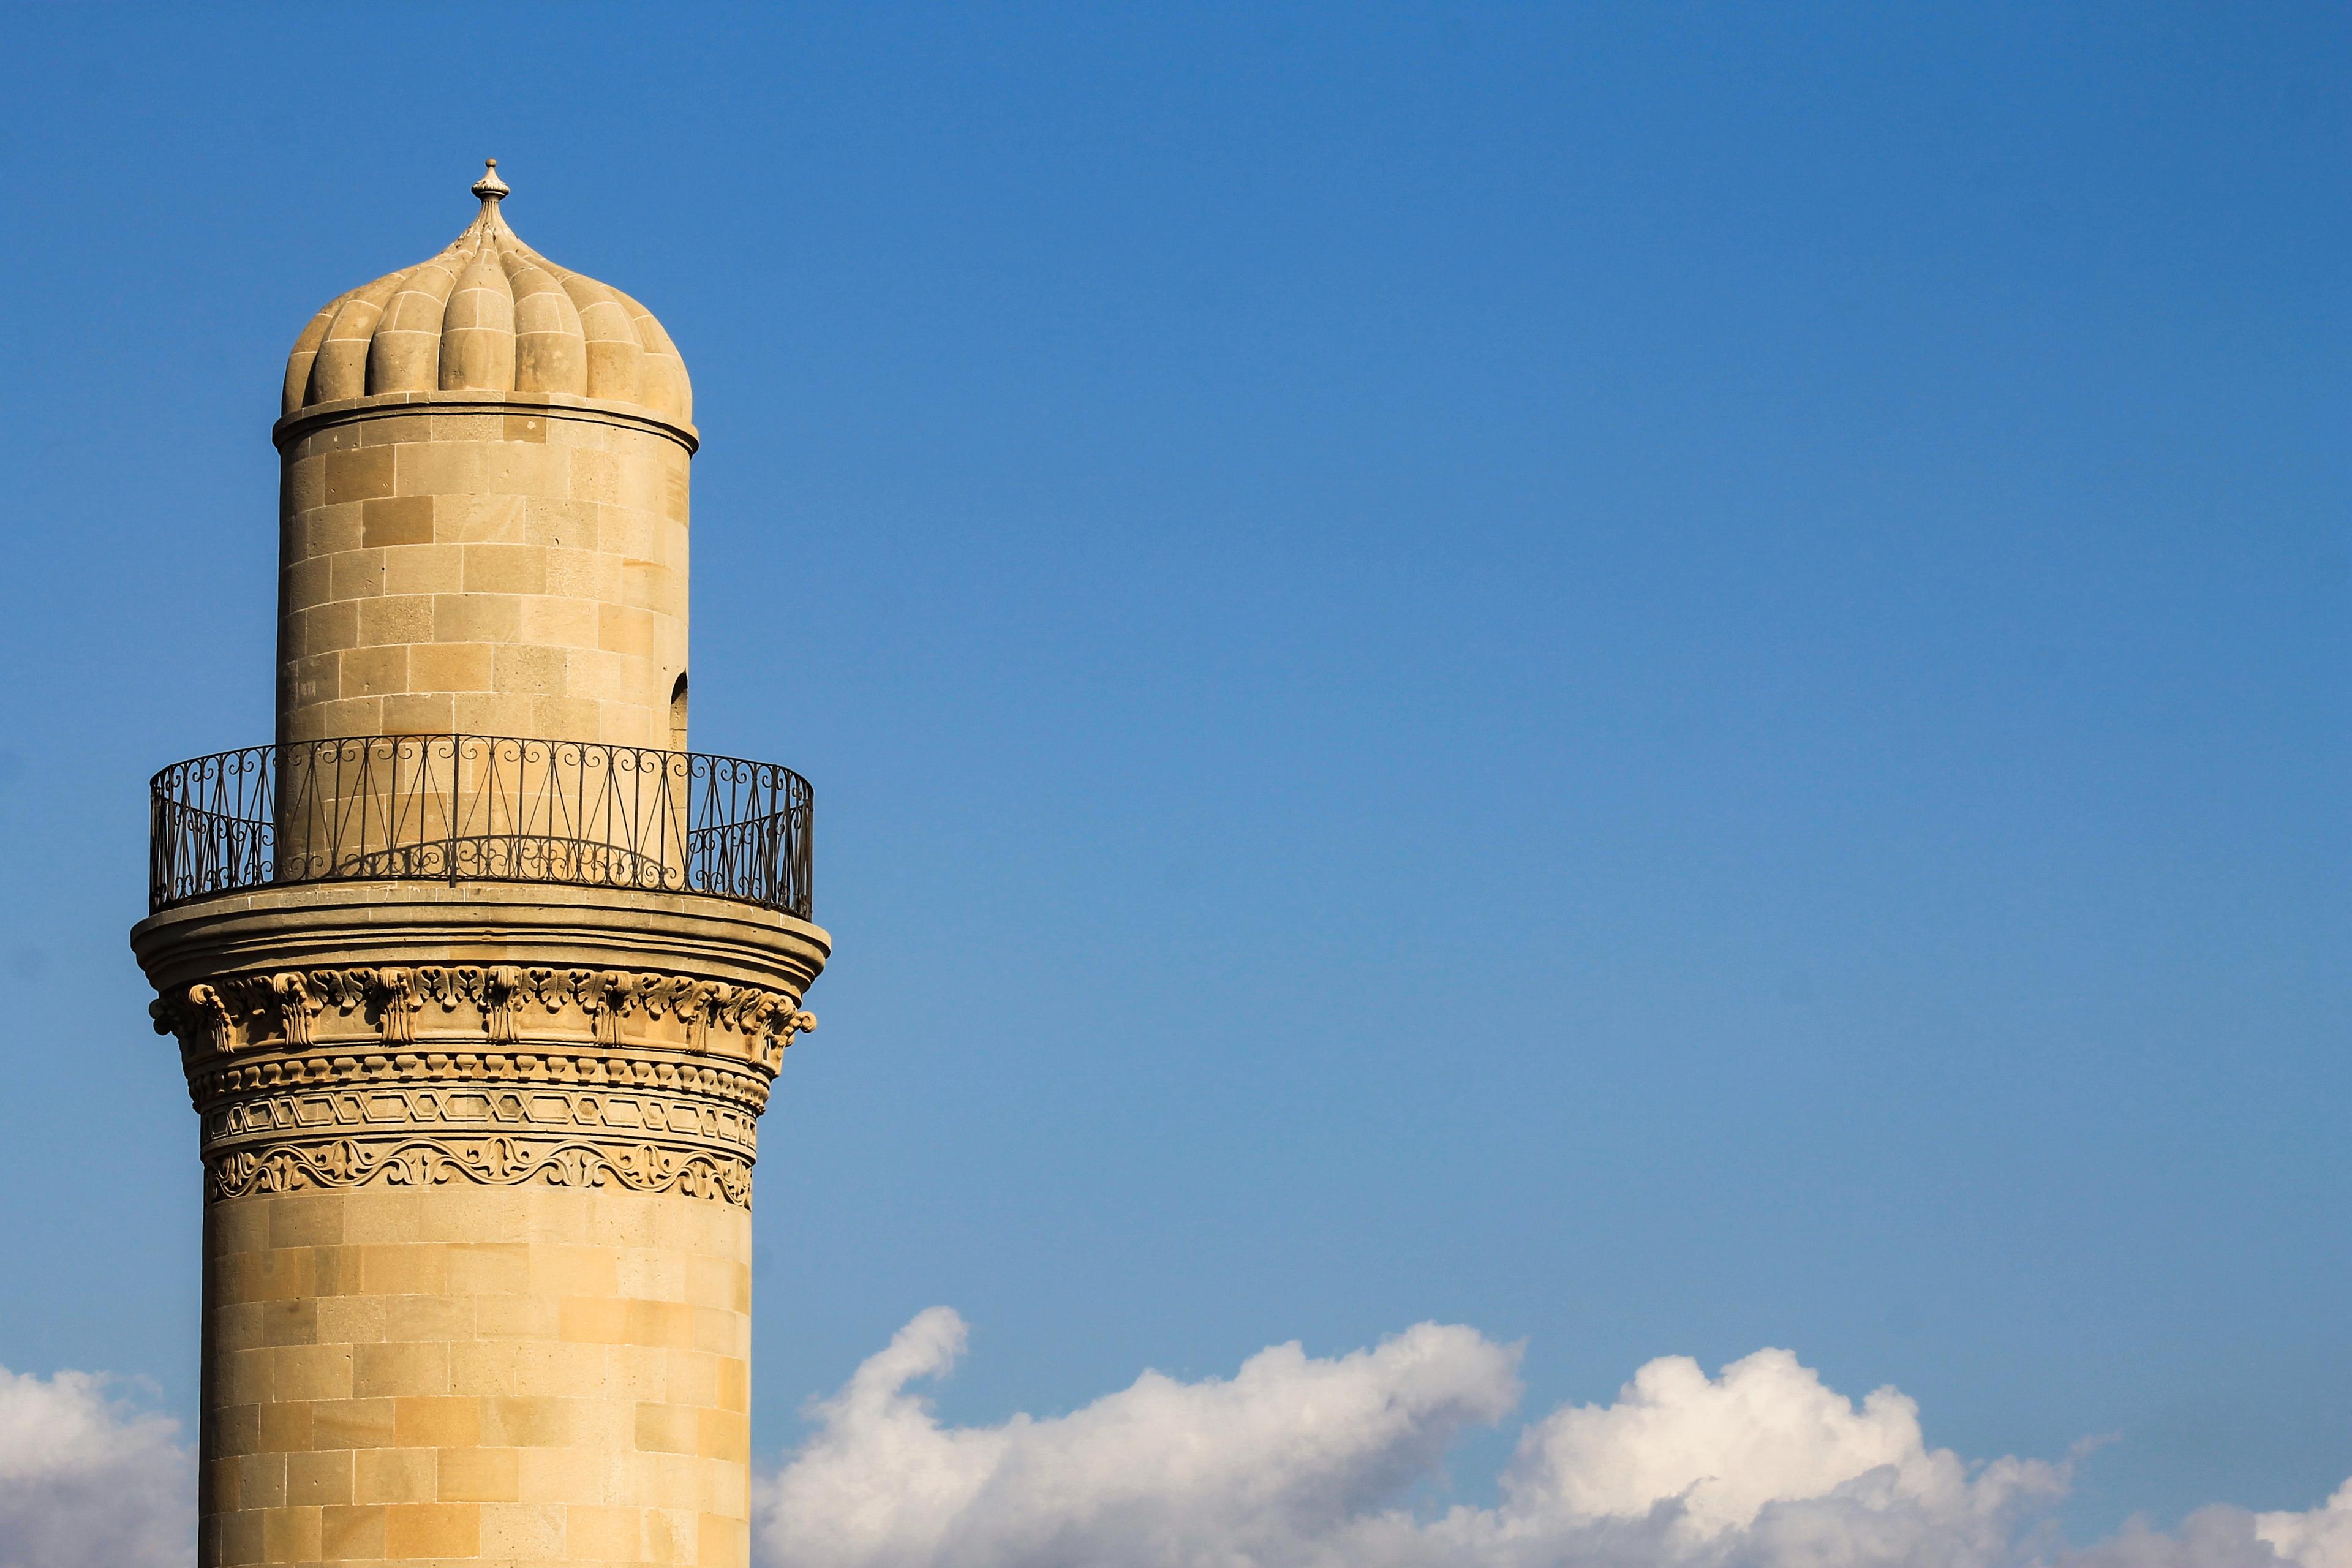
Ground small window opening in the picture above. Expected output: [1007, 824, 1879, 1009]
[669, 673, 690, 752]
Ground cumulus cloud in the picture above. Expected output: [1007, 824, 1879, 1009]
[755, 1306, 1522, 1568]
[5, 1316, 2347, 1568]
[2258, 1482, 2352, 1568]
[754, 1311, 2352, 1568]
[0, 1365, 191, 1568]
[1499, 1346, 2049, 1536]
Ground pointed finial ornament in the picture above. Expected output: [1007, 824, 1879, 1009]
[470, 158, 509, 205]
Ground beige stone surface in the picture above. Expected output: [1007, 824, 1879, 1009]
[281, 162, 690, 429]
[275, 398, 691, 750]
[135, 165, 825, 1566]
[138, 883, 827, 1568]
[132, 880, 829, 1021]
[273, 163, 696, 753]
[200, 1185, 752, 1567]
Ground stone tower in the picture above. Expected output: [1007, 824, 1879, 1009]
[132, 162, 829, 1568]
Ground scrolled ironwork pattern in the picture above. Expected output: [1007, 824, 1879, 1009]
[149, 735, 812, 918]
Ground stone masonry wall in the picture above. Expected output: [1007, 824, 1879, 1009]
[275, 401, 692, 752]
[201, 1185, 753, 1568]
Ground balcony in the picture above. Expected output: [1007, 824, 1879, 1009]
[148, 735, 813, 919]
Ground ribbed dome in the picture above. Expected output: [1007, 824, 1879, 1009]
[281, 161, 692, 425]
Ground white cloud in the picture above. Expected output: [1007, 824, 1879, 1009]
[1498, 1346, 2030, 1536]
[0, 1365, 191, 1568]
[754, 1311, 2352, 1568]
[2260, 1481, 2352, 1568]
[754, 1306, 1522, 1568]
[6, 1316, 2348, 1568]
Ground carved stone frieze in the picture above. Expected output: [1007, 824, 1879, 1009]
[271, 971, 322, 1044]
[205, 1079, 759, 1161]
[149, 965, 816, 1071]
[187, 1048, 774, 1118]
[148, 962, 816, 1206]
[206, 1136, 755, 1207]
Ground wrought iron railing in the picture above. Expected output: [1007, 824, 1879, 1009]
[149, 736, 812, 918]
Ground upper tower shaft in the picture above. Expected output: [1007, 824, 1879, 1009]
[274, 162, 695, 752]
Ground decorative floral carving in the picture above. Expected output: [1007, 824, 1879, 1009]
[415, 966, 464, 1012]
[481, 965, 525, 1044]
[575, 970, 635, 1046]
[187, 984, 235, 1054]
[151, 964, 812, 1080]
[206, 1136, 755, 1207]
[312, 968, 370, 1014]
[524, 967, 566, 1011]
[270, 973, 321, 1045]
[636, 973, 685, 1020]
[371, 967, 421, 1044]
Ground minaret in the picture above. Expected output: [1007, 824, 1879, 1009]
[132, 162, 828, 1568]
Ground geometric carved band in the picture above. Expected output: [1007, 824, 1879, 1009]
[191, 1049, 775, 1120]
[206, 1135, 754, 1207]
[206, 1080, 758, 1160]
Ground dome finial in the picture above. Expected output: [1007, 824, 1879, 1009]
[470, 158, 509, 206]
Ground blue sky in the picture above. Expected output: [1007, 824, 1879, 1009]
[0, 1, 2343, 1551]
